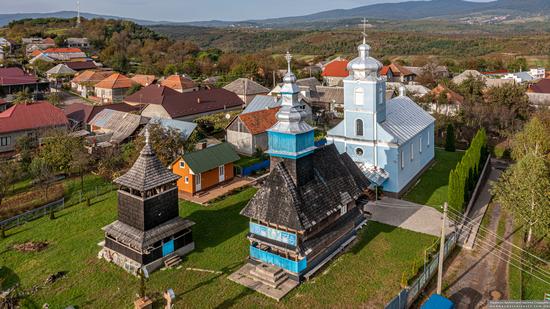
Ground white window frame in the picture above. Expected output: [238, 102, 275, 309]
[341, 204, 348, 216]
[218, 165, 225, 182]
[354, 87, 364, 105]
[411, 143, 414, 161]
[179, 161, 185, 169]
[184, 176, 189, 184]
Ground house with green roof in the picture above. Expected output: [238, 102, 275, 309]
[171, 143, 240, 195]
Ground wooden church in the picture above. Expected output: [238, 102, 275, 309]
[99, 130, 195, 274]
[230, 53, 371, 299]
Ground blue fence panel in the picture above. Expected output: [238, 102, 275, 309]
[250, 246, 307, 273]
[241, 159, 270, 176]
[314, 138, 327, 147]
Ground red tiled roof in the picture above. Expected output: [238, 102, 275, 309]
[161, 75, 196, 91]
[380, 63, 415, 77]
[43, 47, 83, 54]
[160, 88, 244, 118]
[94, 73, 136, 89]
[0, 67, 38, 86]
[71, 70, 113, 85]
[529, 78, 550, 94]
[432, 84, 465, 105]
[322, 60, 349, 77]
[0, 101, 68, 134]
[30, 50, 43, 57]
[124, 84, 180, 105]
[64, 102, 143, 124]
[131, 74, 156, 87]
[238, 107, 280, 135]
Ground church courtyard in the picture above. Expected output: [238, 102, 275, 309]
[1, 181, 436, 308]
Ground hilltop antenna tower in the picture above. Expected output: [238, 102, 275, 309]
[76, 1, 81, 26]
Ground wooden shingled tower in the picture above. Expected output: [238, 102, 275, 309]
[99, 129, 195, 274]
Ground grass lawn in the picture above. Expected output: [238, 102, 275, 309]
[1, 184, 436, 308]
[234, 155, 265, 168]
[403, 149, 464, 209]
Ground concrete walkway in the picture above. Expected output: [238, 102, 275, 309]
[365, 197, 454, 237]
[460, 160, 505, 249]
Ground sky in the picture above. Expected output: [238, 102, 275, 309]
[1, 0, 497, 22]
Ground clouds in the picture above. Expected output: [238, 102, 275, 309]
[1, 0, 498, 22]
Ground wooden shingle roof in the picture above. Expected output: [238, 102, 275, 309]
[114, 139, 180, 191]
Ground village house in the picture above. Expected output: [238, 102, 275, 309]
[528, 78, 550, 94]
[327, 39, 435, 197]
[429, 84, 465, 116]
[0, 67, 49, 94]
[29, 48, 87, 63]
[65, 38, 90, 48]
[94, 73, 137, 103]
[230, 53, 369, 299]
[89, 109, 148, 145]
[131, 74, 156, 87]
[64, 102, 142, 129]
[46, 64, 77, 85]
[23, 37, 55, 56]
[65, 61, 98, 72]
[0, 101, 68, 154]
[403, 64, 450, 79]
[387, 82, 431, 98]
[128, 86, 243, 121]
[161, 74, 198, 93]
[322, 58, 349, 86]
[171, 142, 239, 196]
[527, 78, 550, 108]
[452, 69, 515, 88]
[71, 70, 113, 97]
[99, 129, 195, 274]
[380, 63, 416, 83]
[223, 78, 270, 105]
[270, 78, 343, 116]
[225, 107, 280, 155]
[0, 98, 8, 112]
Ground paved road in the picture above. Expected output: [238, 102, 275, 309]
[365, 197, 454, 237]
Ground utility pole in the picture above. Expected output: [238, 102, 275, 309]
[437, 202, 448, 295]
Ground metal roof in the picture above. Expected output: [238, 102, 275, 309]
[223, 78, 270, 95]
[89, 109, 144, 144]
[380, 95, 435, 144]
[46, 64, 77, 76]
[242, 95, 279, 114]
[146, 117, 197, 141]
[181, 142, 239, 174]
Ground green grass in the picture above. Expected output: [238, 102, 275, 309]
[403, 149, 464, 209]
[234, 156, 265, 168]
[1, 182, 436, 308]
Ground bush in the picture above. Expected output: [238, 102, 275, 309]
[493, 141, 510, 159]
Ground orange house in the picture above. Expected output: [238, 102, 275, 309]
[171, 143, 240, 195]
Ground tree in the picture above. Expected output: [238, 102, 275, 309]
[46, 92, 62, 108]
[39, 130, 81, 174]
[491, 154, 550, 245]
[70, 145, 91, 192]
[0, 160, 18, 206]
[12, 89, 33, 104]
[511, 117, 550, 161]
[445, 123, 456, 152]
[457, 74, 485, 104]
[15, 135, 35, 172]
[126, 83, 142, 96]
[484, 83, 530, 130]
[29, 157, 56, 201]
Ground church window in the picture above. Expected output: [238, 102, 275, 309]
[354, 87, 364, 105]
[401, 149, 405, 169]
[427, 132, 430, 146]
[355, 119, 364, 136]
[411, 143, 414, 161]
[355, 147, 364, 156]
[419, 136, 423, 153]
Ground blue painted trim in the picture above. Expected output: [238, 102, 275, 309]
[250, 246, 307, 273]
[162, 240, 174, 256]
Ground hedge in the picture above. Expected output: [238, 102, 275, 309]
[447, 129, 488, 212]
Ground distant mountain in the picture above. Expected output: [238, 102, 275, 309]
[2, 0, 550, 29]
[183, 0, 550, 28]
[0, 11, 165, 27]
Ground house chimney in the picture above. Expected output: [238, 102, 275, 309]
[399, 86, 407, 97]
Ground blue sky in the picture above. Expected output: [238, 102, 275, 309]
[2, 0, 496, 22]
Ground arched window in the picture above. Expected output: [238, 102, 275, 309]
[356, 119, 364, 136]
[354, 87, 364, 105]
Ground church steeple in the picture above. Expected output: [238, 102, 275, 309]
[267, 52, 315, 159]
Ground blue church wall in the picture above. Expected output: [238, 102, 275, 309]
[268, 130, 314, 157]
[250, 246, 307, 274]
[343, 78, 386, 123]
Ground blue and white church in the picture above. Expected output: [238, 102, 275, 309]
[327, 37, 435, 197]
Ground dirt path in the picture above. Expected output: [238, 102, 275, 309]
[439, 203, 515, 308]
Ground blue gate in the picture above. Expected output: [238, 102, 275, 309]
[162, 239, 175, 256]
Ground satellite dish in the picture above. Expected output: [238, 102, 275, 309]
[225, 113, 231, 120]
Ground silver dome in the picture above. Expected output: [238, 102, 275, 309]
[347, 43, 383, 79]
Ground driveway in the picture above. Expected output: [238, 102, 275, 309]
[365, 197, 455, 237]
